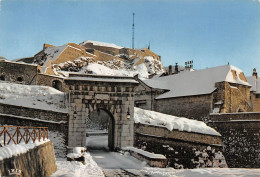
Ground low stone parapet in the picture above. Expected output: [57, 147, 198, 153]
[0, 140, 57, 177]
[122, 147, 167, 168]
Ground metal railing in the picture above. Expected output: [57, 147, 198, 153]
[0, 126, 48, 146]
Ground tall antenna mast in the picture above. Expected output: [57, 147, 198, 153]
[132, 13, 135, 49]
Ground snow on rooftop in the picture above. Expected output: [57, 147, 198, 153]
[0, 82, 68, 113]
[246, 76, 260, 93]
[142, 65, 250, 99]
[80, 40, 123, 49]
[134, 107, 221, 136]
[44, 45, 67, 65]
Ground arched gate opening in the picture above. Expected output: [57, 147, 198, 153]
[86, 109, 115, 150]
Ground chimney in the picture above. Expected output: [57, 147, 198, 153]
[168, 65, 172, 75]
[253, 68, 258, 79]
[175, 63, 179, 74]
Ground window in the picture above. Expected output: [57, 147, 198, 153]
[0, 75, 5, 81]
[17, 77, 23, 82]
[135, 101, 147, 108]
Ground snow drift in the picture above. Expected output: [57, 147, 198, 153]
[134, 107, 220, 136]
[0, 82, 68, 113]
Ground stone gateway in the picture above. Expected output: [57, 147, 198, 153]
[65, 74, 138, 150]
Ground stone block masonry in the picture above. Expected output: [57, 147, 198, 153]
[154, 94, 213, 122]
[209, 112, 260, 168]
[134, 124, 224, 168]
[0, 103, 68, 122]
[0, 141, 57, 177]
[0, 60, 40, 85]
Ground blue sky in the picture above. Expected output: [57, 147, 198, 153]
[0, 0, 260, 76]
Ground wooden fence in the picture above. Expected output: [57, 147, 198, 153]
[0, 126, 48, 146]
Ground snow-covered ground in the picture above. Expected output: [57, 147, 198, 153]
[141, 167, 260, 177]
[86, 135, 108, 150]
[89, 150, 148, 170]
[52, 134, 260, 177]
[134, 107, 220, 136]
[53, 153, 260, 177]
[51, 153, 104, 177]
[0, 82, 68, 113]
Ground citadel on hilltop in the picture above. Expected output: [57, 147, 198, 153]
[0, 40, 164, 91]
[17, 40, 162, 75]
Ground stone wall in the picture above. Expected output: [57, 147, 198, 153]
[0, 103, 69, 157]
[134, 124, 225, 168]
[154, 94, 213, 121]
[250, 92, 260, 111]
[210, 112, 260, 121]
[0, 60, 39, 85]
[134, 82, 166, 111]
[83, 42, 120, 56]
[36, 74, 67, 92]
[209, 113, 260, 168]
[135, 124, 222, 146]
[92, 49, 117, 62]
[119, 48, 161, 61]
[0, 103, 68, 122]
[53, 45, 86, 65]
[214, 82, 252, 113]
[0, 141, 57, 177]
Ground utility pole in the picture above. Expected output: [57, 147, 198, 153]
[132, 13, 135, 49]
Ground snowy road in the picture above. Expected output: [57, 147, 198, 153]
[89, 150, 147, 169]
[89, 150, 149, 176]
[87, 135, 149, 176]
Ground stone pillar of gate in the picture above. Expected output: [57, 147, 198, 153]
[68, 97, 89, 148]
[118, 97, 135, 148]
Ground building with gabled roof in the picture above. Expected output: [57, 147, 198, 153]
[246, 68, 260, 111]
[135, 64, 252, 121]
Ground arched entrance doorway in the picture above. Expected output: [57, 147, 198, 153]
[86, 109, 115, 150]
[52, 80, 62, 91]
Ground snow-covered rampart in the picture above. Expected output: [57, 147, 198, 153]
[134, 107, 220, 136]
[0, 141, 57, 177]
[0, 82, 68, 113]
